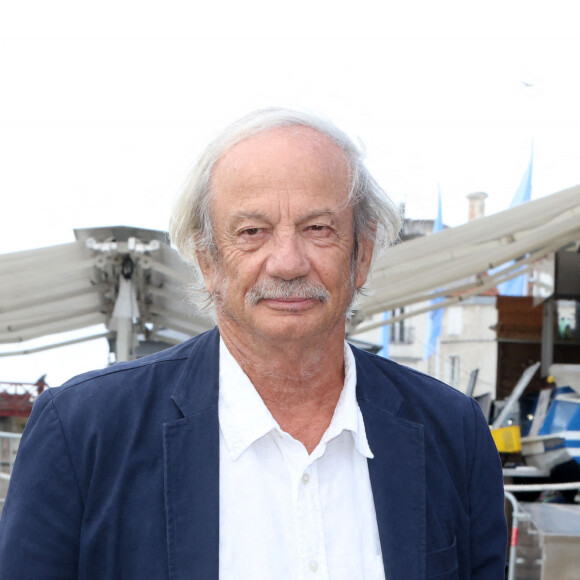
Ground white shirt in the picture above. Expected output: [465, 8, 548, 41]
[218, 339, 386, 580]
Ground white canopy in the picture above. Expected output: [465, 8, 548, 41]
[1, 186, 579, 354]
[0, 227, 212, 358]
[350, 184, 580, 335]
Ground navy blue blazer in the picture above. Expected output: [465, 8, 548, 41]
[0, 328, 506, 579]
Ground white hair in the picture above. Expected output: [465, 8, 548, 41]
[169, 107, 402, 315]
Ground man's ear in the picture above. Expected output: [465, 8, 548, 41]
[354, 233, 375, 290]
[196, 249, 217, 294]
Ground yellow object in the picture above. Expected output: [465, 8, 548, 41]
[490, 425, 522, 453]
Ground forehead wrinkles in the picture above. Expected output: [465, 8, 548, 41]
[209, 127, 352, 203]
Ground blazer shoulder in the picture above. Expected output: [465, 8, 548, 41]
[353, 347, 474, 423]
[351, 345, 470, 407]
[45, 328, 219, 406]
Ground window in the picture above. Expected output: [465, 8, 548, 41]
[445, 355, 461, 388]
[390, 308, 415, 344]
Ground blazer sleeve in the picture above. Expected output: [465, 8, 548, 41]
[0, 391, 83, 579]
[467, 397, 507, 579]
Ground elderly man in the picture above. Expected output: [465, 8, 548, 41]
[0, 109, 506, 579]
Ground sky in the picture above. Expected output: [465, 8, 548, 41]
[1, 0, 579, 385]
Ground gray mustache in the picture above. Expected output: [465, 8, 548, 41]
[245, 279, 331, 305]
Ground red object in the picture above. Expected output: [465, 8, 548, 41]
[510, 526, 519, 547]
[0, 380, 45, 418]
[0, 392, 34, 417]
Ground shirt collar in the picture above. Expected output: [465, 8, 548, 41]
[324, 343, 374, 459]
[218, 339, 374, 461]
[218, 338, 278, 461]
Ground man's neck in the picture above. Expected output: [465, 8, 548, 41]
[218, 324, 347, 453]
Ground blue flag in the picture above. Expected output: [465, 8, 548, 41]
[378, 311, 390, 359]
[423, 192, 444, 359]
[509, 147, 533, 207]
[497, 147, 533, 296]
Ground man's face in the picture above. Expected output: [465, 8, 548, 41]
[197, 127, 374, 344]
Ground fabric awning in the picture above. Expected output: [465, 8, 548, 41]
[350, 184, 580, 335]
[0, 227, 212, 355]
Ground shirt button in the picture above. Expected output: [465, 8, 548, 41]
[301, 472, 310, 485]
[309, 560, 318, 572]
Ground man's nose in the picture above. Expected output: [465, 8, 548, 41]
[264, 233, 311, 280]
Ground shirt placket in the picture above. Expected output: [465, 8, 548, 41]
[296, 461, 329, 580]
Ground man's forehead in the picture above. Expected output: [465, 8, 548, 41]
[224, 125, 341, 156]
[211, 126, 351, 188]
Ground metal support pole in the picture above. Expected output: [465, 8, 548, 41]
[115, 318, 133, 363]
[504, 491, 531, 580]
[541, 297, 555, 377]
[8, 436, 14, 473]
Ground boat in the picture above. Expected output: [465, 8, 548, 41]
[520, 365, 580, 474]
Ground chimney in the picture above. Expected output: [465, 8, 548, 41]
[466, 192, 488, 221]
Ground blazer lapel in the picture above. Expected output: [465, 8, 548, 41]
[354, 348, 427, 580]
[164, 328, 221, 580]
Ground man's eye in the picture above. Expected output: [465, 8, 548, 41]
[307, 225, 331, 235]
[242, 228, 261, 236]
